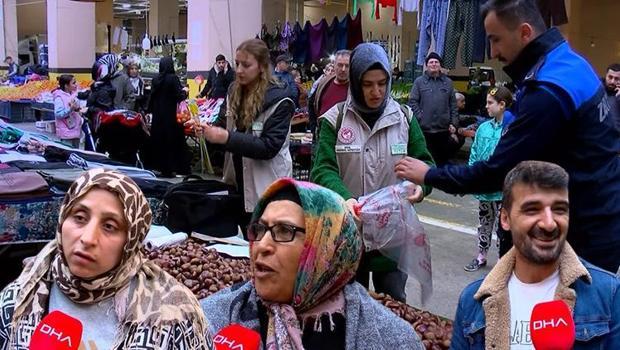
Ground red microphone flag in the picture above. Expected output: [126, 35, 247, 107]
[214, 323, 261, 350]
[29, 310, 83, 350]
[529, 300, 575, 350]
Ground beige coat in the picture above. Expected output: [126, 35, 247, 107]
[322, 97, 411, 198]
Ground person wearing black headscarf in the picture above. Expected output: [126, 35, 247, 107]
[147, 57, 189, 177]
[311, 43, 435, 302]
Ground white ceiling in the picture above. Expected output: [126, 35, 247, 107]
[113, 0, 188, 19]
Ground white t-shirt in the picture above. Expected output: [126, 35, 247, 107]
[508, 270, 560, 349]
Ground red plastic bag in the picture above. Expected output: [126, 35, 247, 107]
[357, 181, 433, 302]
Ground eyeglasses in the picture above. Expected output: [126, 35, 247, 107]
[247, 222, 306, 242]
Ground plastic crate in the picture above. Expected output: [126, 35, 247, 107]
[0, 101, 35, 122]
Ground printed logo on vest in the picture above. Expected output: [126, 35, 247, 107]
[338, 126, 356, 144]
[598, 97, 610, 123]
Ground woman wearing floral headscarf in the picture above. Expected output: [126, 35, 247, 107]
[0, 168, 213, 349]
[200, 178, 423, 349]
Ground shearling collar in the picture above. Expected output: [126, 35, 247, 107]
[474, 243, 591, 301]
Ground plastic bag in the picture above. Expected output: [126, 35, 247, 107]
[356, 181, 433, 302]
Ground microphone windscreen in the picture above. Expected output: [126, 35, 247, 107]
[529, 300, 575, 350]
[29, 310, 83, 350]
[213, 323, 261, 350]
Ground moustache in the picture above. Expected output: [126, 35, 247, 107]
[528, 227, 560, 241]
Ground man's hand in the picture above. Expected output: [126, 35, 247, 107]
[615, 86, 620, 97]
[406, 183, 424, 204]
[395, 157, 431, 184]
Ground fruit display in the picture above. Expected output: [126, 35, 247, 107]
[0, 80, 92, 102]
[147, 239, 453, 349]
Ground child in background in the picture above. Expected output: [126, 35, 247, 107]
[464, 86, 513, 272]
[53, 74, 83, 148]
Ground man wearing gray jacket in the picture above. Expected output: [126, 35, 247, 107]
[408, 52, 459, 165]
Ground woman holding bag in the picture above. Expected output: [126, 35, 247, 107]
[53, 74, 83, 148]
[148, 56, 189, 177]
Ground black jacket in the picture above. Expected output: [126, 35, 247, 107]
[224, 82, 295, 160]
[199, 64, 235, 99]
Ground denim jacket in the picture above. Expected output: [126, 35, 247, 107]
[450, 244, 620, 349]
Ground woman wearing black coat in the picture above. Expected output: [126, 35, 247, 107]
[148, 57, 189, 177]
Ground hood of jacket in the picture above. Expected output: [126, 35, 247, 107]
[349, 43, 392, 122]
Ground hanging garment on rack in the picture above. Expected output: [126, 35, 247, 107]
[416, 0, 450, 66]
[326, 15, 349, 53]
[351, 0, 376, 19]
[279, 21, 295, 51]
[261, 24, 276, 50]
[443, 0, 478, 69]
[397, 0, 420, 26]
[537, 0, 568, 28]
[375, 0, 398, 22]
[291, 21, 310, 64]
[309, 18, 329, 63]
[472, 0, 489, 63]
[347, 9, 364, 50]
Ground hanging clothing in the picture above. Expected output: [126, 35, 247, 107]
[443, 0, 478, 69]
[326, 16, 349, 53]
[472, 0, 489, 63]
[416, 0, 450, 66]
[292, 21, 310, 64]
[351, 0, 376, 18]
[347, 9, 364, 50]
[279, 21, 295, 51]
[537, 0, 568, 28]
[397, 0, 420, 26]
[375, 0, 398, 23]
[309, 19, 329, 63]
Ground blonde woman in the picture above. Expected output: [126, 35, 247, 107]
[191, 38, 295, 229]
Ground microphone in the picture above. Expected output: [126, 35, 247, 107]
[529, 300, 575, 350]
[213, 324, 261, 350]
[29, 310, 83, 350]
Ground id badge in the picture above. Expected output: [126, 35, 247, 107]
[252, 122, 264, 132]
[335, 145, 362, 153]
[391, 143, 407, 155]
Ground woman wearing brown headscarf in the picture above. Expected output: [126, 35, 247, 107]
[0, 168, 213, 349]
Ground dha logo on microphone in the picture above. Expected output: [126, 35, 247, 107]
[39, 324, 74, 346]
[214, 335, 245, 350]
[532, 318, 569, 330]
[213, 324, 261, 350]
[29, 310, 83, 350]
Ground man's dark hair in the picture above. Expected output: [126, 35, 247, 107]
[481, 0, 547, 33]
[215, 54, 226, 62]
[4, 56, 12, 62]
[502, 161, 569, 210]
[608, 63, 620, 72]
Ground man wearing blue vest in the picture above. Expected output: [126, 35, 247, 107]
[395, 0, 620, 273]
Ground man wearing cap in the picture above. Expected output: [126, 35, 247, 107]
[408, 52, 459, 165]
[273, 54, 299, 106]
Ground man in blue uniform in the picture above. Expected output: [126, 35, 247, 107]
[395, 0, 620, 273]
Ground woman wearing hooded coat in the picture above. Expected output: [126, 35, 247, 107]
[311, 43, 435, 302]
[148, 57, 189, 177]
[0, 168, 213, 349]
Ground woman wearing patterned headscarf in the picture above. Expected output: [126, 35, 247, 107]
[200, 178, 423, 349]
[0, 169, 213, 349]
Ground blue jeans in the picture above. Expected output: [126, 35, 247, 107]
[416, 0, 451, 66]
